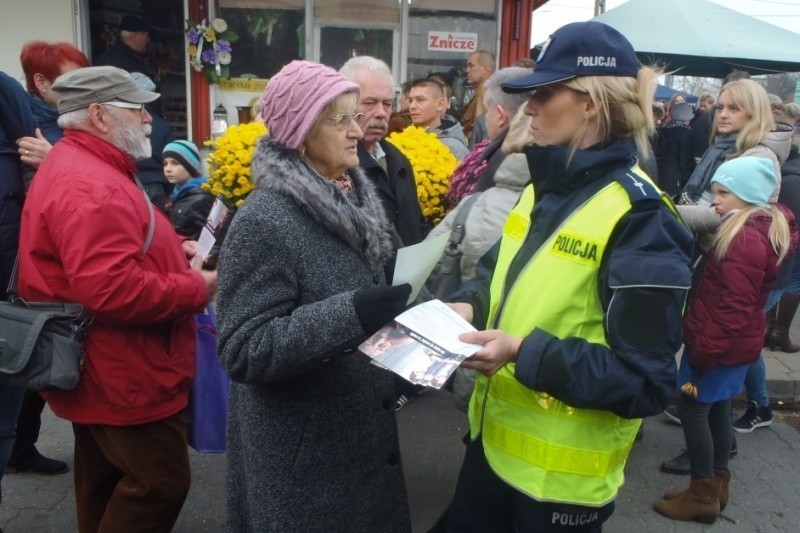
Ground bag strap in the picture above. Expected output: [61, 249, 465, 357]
[447, 193, 481, 250]
[7, 178, 156, 297]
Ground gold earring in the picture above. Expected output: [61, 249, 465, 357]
[299, 146, 306, 157]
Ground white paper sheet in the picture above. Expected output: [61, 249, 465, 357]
[392, 231, 451, 304]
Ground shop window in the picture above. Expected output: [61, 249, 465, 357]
[218, 0, 306, 79]
[407, 0, 498, 111]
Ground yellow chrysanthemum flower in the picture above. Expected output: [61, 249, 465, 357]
[202, 122, 268, 209]
[386, 126, 458, 224]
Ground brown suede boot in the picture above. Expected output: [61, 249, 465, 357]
[766, 293, 800, 353]
[654, 477, 721, 523]
[663, 469, 731, 511]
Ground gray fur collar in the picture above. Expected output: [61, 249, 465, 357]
[252, 138, 395, 277]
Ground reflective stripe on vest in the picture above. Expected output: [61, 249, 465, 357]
[468, 169, 661, 506]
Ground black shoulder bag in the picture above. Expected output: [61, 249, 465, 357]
[428, 193, 481, 300]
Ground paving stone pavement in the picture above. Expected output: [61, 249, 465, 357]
[2, 384, 800, 532]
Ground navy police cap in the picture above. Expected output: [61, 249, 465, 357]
[503, 21, 640, 93]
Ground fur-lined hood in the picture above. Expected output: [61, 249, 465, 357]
[251, 137, 395, 276]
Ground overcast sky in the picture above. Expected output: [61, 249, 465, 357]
[531, 0, 800, 45]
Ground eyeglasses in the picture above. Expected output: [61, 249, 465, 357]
[102, 101, 146, 113]
[322, 112, 365, 131]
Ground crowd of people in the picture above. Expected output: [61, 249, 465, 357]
[2, 15, 800, 533]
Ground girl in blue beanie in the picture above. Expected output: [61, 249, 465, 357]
[655, 156, 798, 523]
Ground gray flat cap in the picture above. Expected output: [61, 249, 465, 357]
[52, 66, 160, 114]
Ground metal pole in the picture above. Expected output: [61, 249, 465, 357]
[594, 0, 607, 17]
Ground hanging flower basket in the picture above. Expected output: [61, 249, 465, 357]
[186, 18, 239, 84]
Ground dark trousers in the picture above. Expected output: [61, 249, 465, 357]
[72, 411, 191, 533]
[9, 390, 45, 463]
[679, 395, 733, 478]
[433, 438, 614, 533]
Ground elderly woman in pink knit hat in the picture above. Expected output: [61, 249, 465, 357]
[216, 60, 413, 532]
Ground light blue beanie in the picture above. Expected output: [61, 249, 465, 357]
[162, 140, 202, 177]
[710, 157, 777, 207]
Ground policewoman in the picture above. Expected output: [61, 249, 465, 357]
[436, 21, 694, 532]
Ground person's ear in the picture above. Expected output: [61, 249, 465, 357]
[583, 96, 599, 120]
[497, 105, 510, 129]
[88, 103, 112, 133]
[33, 73, 50, 95]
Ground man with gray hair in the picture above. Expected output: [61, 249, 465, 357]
[462, 50, 495, 144]
[340, 56, 429, 247]
[17, 66, 215, 531]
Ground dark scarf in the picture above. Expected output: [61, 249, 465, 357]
[681, 133, 738, 203]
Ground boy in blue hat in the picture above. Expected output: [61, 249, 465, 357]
[163, 140, 214, 239]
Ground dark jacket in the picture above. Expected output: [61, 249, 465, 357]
[26, 92, 61, 144]
[654, 123, 695, 197]
[217, 139, 410, 532]
[95, 41, 152, 78]
[167, 178, 214, 239]
[773, 148, 800, 289]
[358, 140, 430, 246]
[136, 111, 173, 187]
[0, 71, 36, 296]
[690, 110, 714, 159]
[684, 206, 798, 371]
[451, 139, 693, 419]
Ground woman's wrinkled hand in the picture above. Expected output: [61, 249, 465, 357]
[17, 129, 52, 169]
[459, 329, 522, 377]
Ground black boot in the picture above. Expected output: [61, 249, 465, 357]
[764, 304, 777, 347]
[5, 445, 68, 475]
[767, 293, 800, 353]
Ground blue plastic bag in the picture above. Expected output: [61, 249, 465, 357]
[187, 304, 228, 453]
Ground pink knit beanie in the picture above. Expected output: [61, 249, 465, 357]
[259, 60, 360, 149]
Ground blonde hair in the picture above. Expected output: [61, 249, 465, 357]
[562, 66, 660, 161]
[712, 79, 774, 157]
[713, 204, 791, 264]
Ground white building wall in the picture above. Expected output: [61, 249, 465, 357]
[1, 1, 78, 83]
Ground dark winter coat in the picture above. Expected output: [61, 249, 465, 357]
[772, 149, 800, 289]
[167, 179, 214, 239]
[684, 206, 798, 371]
[654, 123, 695, 197]
[217, 138, 411, 532]
[0, 71, 36, 296]
[95, 41, 152, 79]
[358, 140, 429, 246]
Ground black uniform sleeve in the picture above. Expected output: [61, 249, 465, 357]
[514, 201, 693, 419]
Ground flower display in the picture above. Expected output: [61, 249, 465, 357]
[185, 18, 239, 84]
[386, 126, 458, 224]
[444, 138, 492, 208]
[203, 122, 268, 209]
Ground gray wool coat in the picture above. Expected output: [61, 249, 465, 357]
[216, 139, 411, 532]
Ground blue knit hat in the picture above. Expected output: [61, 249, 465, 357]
[162, 140, 202, 177]
[711, 157, 777, 207]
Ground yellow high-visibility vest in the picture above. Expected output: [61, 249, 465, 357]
[469, 167, 667, 506]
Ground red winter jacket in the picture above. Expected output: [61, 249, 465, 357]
[18, 130, 208, 425]
[684, 205, 798, 371]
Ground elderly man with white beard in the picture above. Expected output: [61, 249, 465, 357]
[341, 56, 430, 247]
[16, 66, 216, 533]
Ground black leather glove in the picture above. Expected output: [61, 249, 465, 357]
[353, 284, 412, 336]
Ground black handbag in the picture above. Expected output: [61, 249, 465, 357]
[0, 181, 155, 391]
[428, 193, 480, 300]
